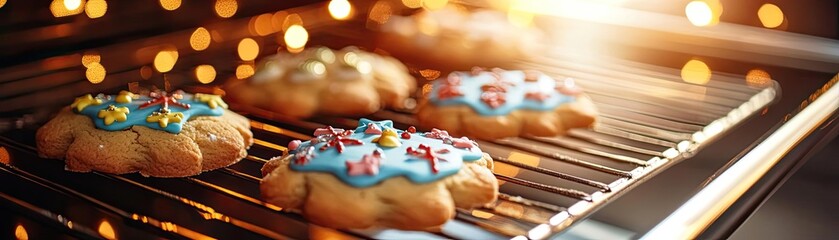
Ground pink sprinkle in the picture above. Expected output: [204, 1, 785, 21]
[364, 123, 382, 135]
[452, 137, 476, 149]
[346, 149, 383, 176]
[314, 127, 344, 136]
[288, 140, 302, 151]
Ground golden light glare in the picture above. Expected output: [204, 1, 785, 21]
[284, 25, 309, 50]
[681, 59, 712, 85]
[195, 65, 217, 84]
[153, 49, 179, 73]
[401, 0, 422, 9]
[86, 62, 107, 84]
[214, 0, 238, 18]
[746, 69, 772, 88]
[15, 224, 28, 240]
[494, 152, 540, 185]
[0, 0, 7, 9]
[508, 8, 535, 28]
[368, 1, 393, 25]
[236, 64, 255, 79]
[159, 0, 181, 11]
[238, 38, 259, 61]
[758, 3, 784, 28]
[282, 14, 303, 31]
[81, 52, 101, 68]
[84, 0, 106, 18]
[98, 220, 116, 240]
[271, 11, 288, 31]
[64, 0, 82, 11]
[253, 14, 274, 36]
[51, 0, 85, 17]
[328, 0, 352, 20]
[685, 1, 713, 26]
[422, 0, 448, 10]
[190, 27, 212, 51]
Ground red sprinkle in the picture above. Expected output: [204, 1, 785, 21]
[401, 131, 411, 139]
[407, 126, 416, 133]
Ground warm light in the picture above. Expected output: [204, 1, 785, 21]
[271, 11, 288, 31]
[418, 69, 441, 80]
[97, 220, 116, 240]
[81, 52, 101, 68]
[14, 224, 27, 240]
[328, 0, 352, 20]
[84, 0, 106, 18]
[0, 147, 10, 165]
[681, 59, 712, 85]
[195, 65, 217, 84]
[140, 66, 153, 80]
[758, 3, 784, 28]
[214, 0, 237, 18]
[253, 14, 274, 36]
[64, 0, 82, 11]
[685, 1, 713, 26]
[471, 209, 495, 219]
[282, 14, 303, 31]
[0, 0, 6, 9]
[368, 1, 393, 25]
[238, 38, 259, 61]
[422, 0, 448, 10]
[86, 62, 106, 84]
[51, 0, 85, 17]
[153, 49, 179, 73]
[417, 17, 439, 36]
[508, 8, 535, 28]
[236, 64, 255, 79]
[494, 152, 540, 185]
[159, 0, 181, 11]
[190, 27, 211, 51]
[746, 69, 772, 88]
[284, 25, 308, 50]
[401, 0, 421, 9]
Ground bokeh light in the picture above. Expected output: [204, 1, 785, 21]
[214, 0, 238, 18]
[81, 52, 101, 68]
[758, 3, 784, 28]
[195, 65, 217, 84]
[284, 25, 309, 50]
[159, 0, 181, 11]
[140, 66, 153, 80]
[238, 38, 259, 61]
[86, 62, 107, 84]
[746, 69, 772, 88]
[84, 0, 107, 18]
[282, 14, 303, 31]
[681, 59, 712, 85]
[402, 0, 421, 9]
[328, 0, 352, 20]
[0, 0, 7, 9]
[98, 220, 116, 240]
[253, 13, 274, 36]
[685, 1, 712, 26]
[153, 49, 179, 73]
[64, 0, 82, 11]
[368, 1, 393, 25]
[236, 64, 255, 79]
[51, 0, 85, 17]
[15, 225, 27, 240]
[190, 27, 211, 51]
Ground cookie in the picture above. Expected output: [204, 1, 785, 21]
[417, 68, 597, 140]
[225, 46, 416, 118]
[260, 119, 497, 230]
[376, 6, 544, 69]
[36, 90, 253, 177]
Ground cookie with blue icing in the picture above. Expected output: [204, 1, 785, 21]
[417, 68, 598, 140]
[260, 119, 498, 230]
[225, 46, 416, 118]
[36, 91, 254, 177]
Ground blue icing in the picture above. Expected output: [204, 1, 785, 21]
[290, 119, 484, 187]
[429, 70, 576, 116]
[76, 93, 224, 134]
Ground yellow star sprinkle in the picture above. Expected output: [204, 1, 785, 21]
[193, 93, 228, 109]
[146, 110, 184, 128]
[70, 94, 103, 112]
[97, 105, 130, 125]
[115, 90, 137, 103]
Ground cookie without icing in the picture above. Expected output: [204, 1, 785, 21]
[36, 91, 253, 177]
[225, 46, 416, 118]
[260, 119, 498, 230]
[417, 68, 597, 140]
